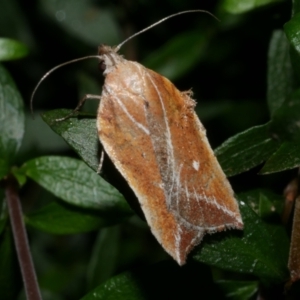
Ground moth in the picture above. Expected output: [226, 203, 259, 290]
[32, 10, 243, 265]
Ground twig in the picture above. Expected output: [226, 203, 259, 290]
[5, 175, 42, 300]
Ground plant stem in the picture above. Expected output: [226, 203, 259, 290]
[5, 175, 42, 300]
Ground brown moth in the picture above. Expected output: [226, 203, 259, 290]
[32, 10, 243, 265]
[97, 45, 243, 265]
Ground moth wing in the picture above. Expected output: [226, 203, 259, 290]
[143, 68, 243, 232]
[98, 59, 242, 265]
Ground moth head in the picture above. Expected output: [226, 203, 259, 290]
[98, 45, 123, 75]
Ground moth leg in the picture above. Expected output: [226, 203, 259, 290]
[97, 150, 105, 174]
[55, 94, 102, 122]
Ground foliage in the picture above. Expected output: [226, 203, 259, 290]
[0, 0, 300, 299]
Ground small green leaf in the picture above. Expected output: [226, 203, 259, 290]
[0, 64, 25, 179]
[258, 193, 279, 220]
[193, 191, 289, 284]
[81, 261, 221, 300]
[260, 89, 300, 173]
[260, 141, 300, 174]
[239, 189, 284, 217]
[287, 3, 300, 80]
[222, 0, 283, 14]
[143, 30, 209, 81]
[292, 0, 300, 15]
[269, 89, 300, 141]
[87, 226, 120, 289]
[267, 30, 293, 116]
[216, 280, 258, 300]
[11, 166, 27, 186]
[284, 12, 300, 55]
[215, 124, 280, 177]
[42, 109, 99, 172]
[0, 38, 28, 61]
[20, 156, 131, 215]
[25, 201, 126, 234]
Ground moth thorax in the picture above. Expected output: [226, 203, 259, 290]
[98, 47, 123, 75]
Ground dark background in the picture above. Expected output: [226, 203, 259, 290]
[0, 0, 293, 298]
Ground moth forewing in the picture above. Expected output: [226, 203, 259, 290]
[97, 46, 243, 265]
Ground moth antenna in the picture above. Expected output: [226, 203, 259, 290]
[115, 10, 219, 52]
[31, 10, 218, 117]
[30, 55, 101, 117]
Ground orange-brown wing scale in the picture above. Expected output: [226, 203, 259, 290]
[97, 53, 243, 265]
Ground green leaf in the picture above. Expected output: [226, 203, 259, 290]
[19, 156, 131, 215]
[238, 189, 284, 219]
[215, 124, 280, 177]
[11, 166, 27, 186]
[235, 189, 284, 220]
[258, 193, 277, 220]
[143, 30, 209, 81]
[257, 190, 284, 219]
[87, 226, 120, 289]
[284, 12, 300, 55]
[25, 201, 126, 234]
[222, 0, 283, 14]
[0, 64, 25, 179]
[287, 3, 300, 81]
[0, 38, 28, 61]
[81, 261, 222, 300]
[268, 89, 300, 141]
[260, 141, 300, 173]
[39, 0, 120, 46]
[267, 30, 293, 116]
[216, 280, 258, 300]
[260, 89, 300, 173]
[0, 227, 22, 299]
[42, 109, 99, 172]
[193, 190, 289, 284]
[292, 0, 300, 15]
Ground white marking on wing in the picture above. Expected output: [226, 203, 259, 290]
[176, 216, 232, 232]
[105, 89, 150, 135]
[184, 180, 191, 212]
[198, 188, 238, 219]
[175, 164, 183, 212]
[145, 74, 175, 174]
[167, 168, 176, 208]
[211, 196, 233, 216]
[174, 185, 239, 230]
[184, 231, 204, 255]
[193, 187, 201, 203]
[174, 223, 183, 265]
[193, 187, 205, 221]
[192, 160, 200, 171]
